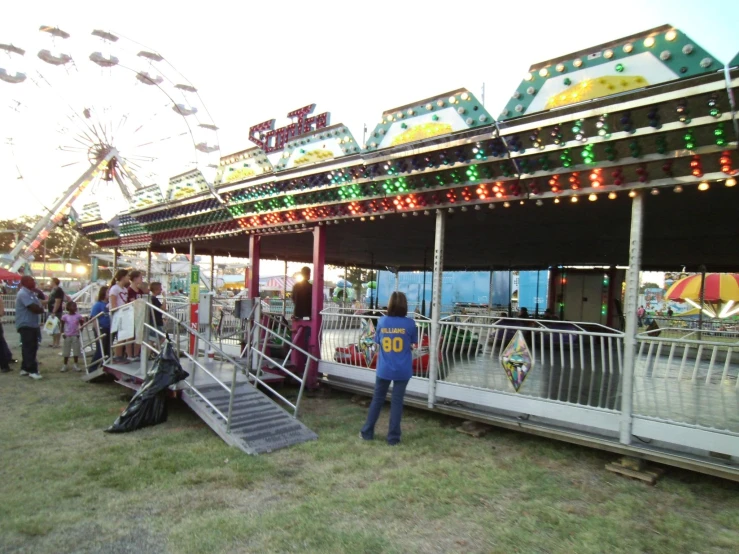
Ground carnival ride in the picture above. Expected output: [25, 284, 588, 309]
[4, 22, 739, 476]
[0, 24, 220, 272]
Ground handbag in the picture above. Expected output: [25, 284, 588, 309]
[44, 315, 60, 335]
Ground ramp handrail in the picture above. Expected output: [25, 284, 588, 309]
[143, 300, 313, 431]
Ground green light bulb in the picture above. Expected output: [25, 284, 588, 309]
[615, 64, 624, 72]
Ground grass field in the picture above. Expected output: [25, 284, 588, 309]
[1, 331, 739, 554]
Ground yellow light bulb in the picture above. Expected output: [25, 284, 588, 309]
[628, 190, 637, 198]
[554, 198, 560, 204]
[539, 68, 548, 77]
[588, 193, 597, 201]
[725, 178, 736, 187]
[698, 181, 710, 191]
[644, 37, 655, 48]
[608, 192, 617, 200]
[571, 196, 578, 203]
[665, 30, 677, 42]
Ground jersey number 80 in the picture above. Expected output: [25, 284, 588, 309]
[381, 337, 404, 353]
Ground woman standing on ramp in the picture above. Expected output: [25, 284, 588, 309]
[360, 291, 418, 446]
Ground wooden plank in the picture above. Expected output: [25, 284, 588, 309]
[605, 462, 665, 485]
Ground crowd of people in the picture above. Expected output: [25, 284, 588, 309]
[0, 269, 167, 380]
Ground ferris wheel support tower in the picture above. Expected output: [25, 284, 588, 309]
[2, 148, 117, 273]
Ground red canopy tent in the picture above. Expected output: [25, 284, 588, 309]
[0, 268, 22, 281]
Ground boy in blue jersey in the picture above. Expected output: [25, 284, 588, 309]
[360, 291, 418, 445]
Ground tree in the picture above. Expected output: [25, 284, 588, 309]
[329, 265, 375, 296]
[639, 282, 661, 293]
[0, 215, 96, 264]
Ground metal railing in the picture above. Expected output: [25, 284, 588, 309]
[437, 316, 624, 410]
[140, 301, 315, 432]
[633, 327, 739, 433]
[79, 312, 108, 373]
[319, 308, 431, 379]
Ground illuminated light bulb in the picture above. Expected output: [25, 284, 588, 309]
[650, 188, 660, 196]
[604, 49, 614, 59]
[539, 68, 548, 77]
[726, 178, 737, 187]
[665, 30, 677, 41]
[628, 190, 637, 198]
[673, 185, 683, 193]
[448, 96, 457, 104]
[556, 63, 565, 73]
[573, 58, 583, 68]
[520, 200, 525, 205]
[588, 193, 597, 201]
[623, 43, 633, 53]
[608, 192, 617, 200]
[644, 37, 655, 48]
[503, 202, 511, 208]
[524, 73, 533, 81]
[461, 92, 469, 100]
[554, 198, 560, 204]
[698, 181, 710, 191]
[571, 196, 578, 203]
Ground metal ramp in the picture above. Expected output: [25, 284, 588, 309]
[81, 299, 319, 455]
[182, 382, 317, 454]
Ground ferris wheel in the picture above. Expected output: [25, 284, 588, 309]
[0, 24, 220, 271]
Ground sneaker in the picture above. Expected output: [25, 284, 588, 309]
[73, 365, 81, 372]
[20, 370, 29, 376]
[60, 365, 68, 373]
[129, 356, 141, 363]
[28, 373, 43, 380]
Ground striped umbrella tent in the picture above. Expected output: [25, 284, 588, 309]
[262, 276, 296, 292]
[665, 273, 739, 318]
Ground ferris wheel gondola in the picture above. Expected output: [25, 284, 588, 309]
[0, 24, 221, 272]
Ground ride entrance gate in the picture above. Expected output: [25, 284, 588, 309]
[72, 26, 739, 477]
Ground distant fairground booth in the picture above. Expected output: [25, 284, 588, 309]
[68, 26, 739, 477]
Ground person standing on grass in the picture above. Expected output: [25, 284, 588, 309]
[108, 269, 130, 364]
[48, 277, 65, 349]
[90, 285, 111, 370]
[360, 291, 418, 446]
[15, 275, 47, 380]
[60, 301, 85, 372]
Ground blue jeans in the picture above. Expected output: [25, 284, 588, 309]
[361, 377, 410, 445]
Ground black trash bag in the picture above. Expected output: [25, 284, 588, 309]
[105, 341, 189, 433]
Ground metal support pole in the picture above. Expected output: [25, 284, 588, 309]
[113, 247, 119, 276]
[421, 249, 427, 317]
[282, 259, 288, 318]
[370, 252, 375, 310]
[146, 247, 152, 282]
[42, 240, 47, 280]
[620, 193, 644, 445]
[247, 235, 260, 300]
[698, 265, 707, 341]
[428, 210, 445, 408]
[307, 225, 326, 389]
[209, 253, 215, 343]
[488, 266, 494, 312]
[394, 271, 400, 293]
[508, 269, 513, 316]
[343, 264, 348, 309]
[535, 270, 541, 318]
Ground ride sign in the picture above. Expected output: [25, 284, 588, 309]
[249, 105, 329, 153]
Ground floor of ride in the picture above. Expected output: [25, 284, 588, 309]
[102, 356, 284, 390]
[322, 327, 739, 433]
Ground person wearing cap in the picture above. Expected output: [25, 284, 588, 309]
[15, 275, 48, 380]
